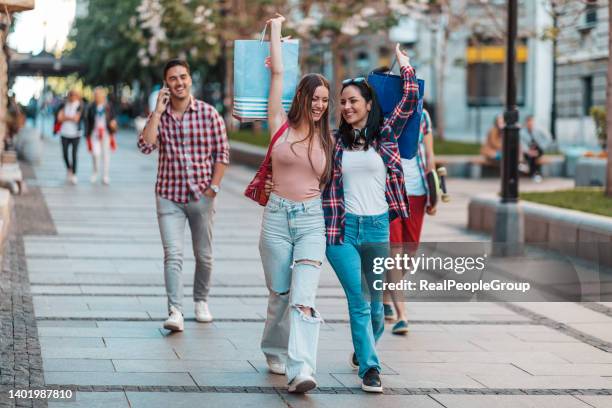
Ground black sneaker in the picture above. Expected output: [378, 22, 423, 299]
[349, 352, 359, 370]
[361, 367, 383, 393]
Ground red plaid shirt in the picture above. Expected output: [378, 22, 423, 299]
[322, 66, 419, 245]
[137, 97, 230, 203]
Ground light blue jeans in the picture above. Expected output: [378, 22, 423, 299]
[156, 195, 215, 313]
[326, 212, 389, 378]
[259, 193, 326, 382]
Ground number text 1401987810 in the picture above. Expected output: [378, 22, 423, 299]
[8, 389, 74, 400]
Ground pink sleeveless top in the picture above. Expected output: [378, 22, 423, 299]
[271, 127, 326, 202]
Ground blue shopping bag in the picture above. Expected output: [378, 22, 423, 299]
[233, 26, 299, 122]
[368, 70, 424, 160]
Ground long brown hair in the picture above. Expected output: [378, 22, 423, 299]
[286, 73, 333, 186]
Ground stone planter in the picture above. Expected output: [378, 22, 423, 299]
[575, 157, 607, 187]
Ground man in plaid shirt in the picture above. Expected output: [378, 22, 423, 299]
[138, 59, 229, 332]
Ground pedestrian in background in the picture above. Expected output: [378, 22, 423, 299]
[520, 115, 550, 183]
[56, 89, 84, 185]
[385, 108, 437, 335]
[481, 114, 504, 164]
[138, 59, 229, 332]
[85, 87, 117, 185]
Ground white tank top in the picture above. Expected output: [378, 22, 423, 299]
[342, 149, 388, 215]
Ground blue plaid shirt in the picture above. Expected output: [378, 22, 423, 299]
[322, 66, 419, 245]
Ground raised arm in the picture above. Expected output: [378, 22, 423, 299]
[381, 44, 419, 143]
[267, 14, 287, 137]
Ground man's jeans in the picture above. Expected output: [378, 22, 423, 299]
[156, 195, 215, 313]
[326, 212, 389, 378]
[259, 193, 326, 382]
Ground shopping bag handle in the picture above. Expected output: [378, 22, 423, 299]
[260, 23, 268, 43]
[375, 56, 397, 90]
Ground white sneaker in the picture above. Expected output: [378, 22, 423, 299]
[533, 174, 543, 183]
[194, 301, 213, 323]
[90, 173, 98, 184]
[288, 375, 317, 393]
[267, 359, 286, 375]
[70, 174, 78, 185]
[102, 176, 110, 185]
[163, 306, 184, 332]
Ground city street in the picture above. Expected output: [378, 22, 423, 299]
[15, 130, 612, 408]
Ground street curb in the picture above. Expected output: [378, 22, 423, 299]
[468, 194, 612, 266]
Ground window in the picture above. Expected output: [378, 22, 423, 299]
[583, 76, 593, 116]
[355, 51, 370, 76]
[585, 0, 597, 25]
[466, 38, 527, 106]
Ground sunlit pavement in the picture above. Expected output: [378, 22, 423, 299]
[21, 128, 612, 407]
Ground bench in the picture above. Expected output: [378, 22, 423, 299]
[436, 155, 564, 179]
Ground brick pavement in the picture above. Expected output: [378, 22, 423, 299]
[3, 130, 612, 408]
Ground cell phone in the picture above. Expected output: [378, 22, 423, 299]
[160, 83, 170, 104]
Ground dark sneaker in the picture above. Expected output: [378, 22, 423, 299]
[349, 352, 359, 370]
[392, 320, 409, 335]
[383, 304, 396, 321]
[361, 368, 383, 393]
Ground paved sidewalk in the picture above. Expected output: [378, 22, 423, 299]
[10, 130, 612, 407]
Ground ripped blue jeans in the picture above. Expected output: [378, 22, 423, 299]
[259, 193, 326, 382]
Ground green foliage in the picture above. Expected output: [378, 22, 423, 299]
[433, 138, 481, 155]
[590, 105, 607, 146]
[69, 0, 156, 86]
[228, 130, 269, 148]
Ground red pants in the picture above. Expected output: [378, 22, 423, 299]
[390, 195, 427, 245]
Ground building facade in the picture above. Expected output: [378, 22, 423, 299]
[556, 0, 608, 148]
[305, 1, 555, 144]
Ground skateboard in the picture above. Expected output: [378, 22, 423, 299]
[426, 166, 450, 210]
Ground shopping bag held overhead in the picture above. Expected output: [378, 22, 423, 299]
[233, 24, 299, 122]
[368, 60, 425, 160]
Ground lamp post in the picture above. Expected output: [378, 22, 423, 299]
[493, 0, 524, 255]
[502, 0, 519, 202]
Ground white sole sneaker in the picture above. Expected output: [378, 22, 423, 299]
[267, 361, 286, 375]
[163, 321, 184, 331]
[163, 317, 184, 332]
[361, 383, 383, 393]
[288, 375, 317, 393]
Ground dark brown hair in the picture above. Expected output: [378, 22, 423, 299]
[338, 80, 383, 151]
[286, 73, 333, 185]
[163, 59, 191, 80]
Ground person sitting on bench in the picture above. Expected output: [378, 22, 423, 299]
[520, 115, 550, 182]
[480, 114, 504, 164]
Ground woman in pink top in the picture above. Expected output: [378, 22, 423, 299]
[258, 14, 332, 394]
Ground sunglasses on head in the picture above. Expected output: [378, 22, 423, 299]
[342, 77, 366, 86]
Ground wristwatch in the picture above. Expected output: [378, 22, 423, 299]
[209, 184, 220, 194]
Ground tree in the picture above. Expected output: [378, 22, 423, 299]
[70, 0, 153, 88]
[420, 0, 470, 140]
[287, 1, 420, 119]
[539, 1, 595, 140]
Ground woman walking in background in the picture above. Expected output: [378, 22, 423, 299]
[57, 89, 83, 185]
[85, 87, 117, 185]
